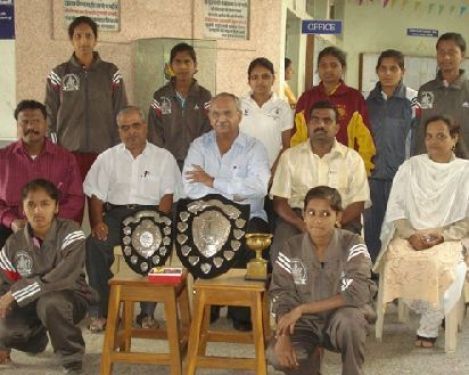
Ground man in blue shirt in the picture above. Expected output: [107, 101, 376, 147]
[183, 92, 271, 331]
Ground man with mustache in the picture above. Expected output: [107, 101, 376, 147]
[270, 101, 370, 261]
[0, 100, 84, 249]
[45, 16, 128, 181]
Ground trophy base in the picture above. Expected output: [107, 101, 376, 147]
[245, 260, 268, 281]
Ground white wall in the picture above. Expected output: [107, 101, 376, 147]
[341, 0, 469, 89]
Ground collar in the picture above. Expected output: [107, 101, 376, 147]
[245, 92, 277, 107]
[304, 229, 341, 265]
[318, 80, 348, 96]
[13, 138, 55, 157]
[208, 130, 247, 149]
[304, 139, 346, 158]
[118, 141, 150, 158]
[435, 69, 467, 89]
[169, 78, 200, 98]
[370, 81, 406, 100]
[70, 51, 101, 69]
[23, 218, 58, 248]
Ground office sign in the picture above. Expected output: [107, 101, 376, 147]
[407, 28, 438, 38]
[302, 20, 342, 35]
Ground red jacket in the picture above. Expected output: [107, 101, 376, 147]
[292, 81, 376, 174]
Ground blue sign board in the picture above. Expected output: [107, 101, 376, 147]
[302, 20, 342, 35]
[0, 0, 15, 40]
[407, 28, 438, 38]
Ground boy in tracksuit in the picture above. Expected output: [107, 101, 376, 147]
[267, 186, 376, 375]
[0, 179, 94, 374]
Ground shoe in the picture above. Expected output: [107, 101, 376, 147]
[232, 319, 252, 332]
[87, 317, 106, 333]
[63, 362, 83, 374]
[136, 314, 159, 329]
[26, 333, 49, 356]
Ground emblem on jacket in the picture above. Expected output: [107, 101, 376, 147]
[419, 91, 434, 109]
[15, 251, 33, 277]
[159, 97, 172, 115]
[290, 258, 307, 285]
[62, 74, 80, 91]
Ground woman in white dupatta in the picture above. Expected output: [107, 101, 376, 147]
[374, 115, 469, 348]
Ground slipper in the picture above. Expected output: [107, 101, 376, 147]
[415, 335, 437, 348]
[88, 317, 106, 333]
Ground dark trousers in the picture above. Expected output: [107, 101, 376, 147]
[86, 206, 156, 318]
[0, 224, 12, 249]
[0, 291, 87, 367]
[266, 307, 368, 375]
[364, 179, 393, 263]
[227, 216, 270, 325]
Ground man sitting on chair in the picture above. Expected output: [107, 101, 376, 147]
[183, 92, 271, 331]
[84, 106, 181, 332]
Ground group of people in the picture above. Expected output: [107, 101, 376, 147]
[0, 14, 467, 375]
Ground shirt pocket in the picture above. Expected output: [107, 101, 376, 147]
[139, 175, 161, 201]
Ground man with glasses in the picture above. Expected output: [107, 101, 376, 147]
[270, 101, 370, 261]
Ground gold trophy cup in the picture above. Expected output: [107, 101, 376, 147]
[245, 233, 272, 281]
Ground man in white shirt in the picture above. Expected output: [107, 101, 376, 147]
[183, 92, 271, 331]
[270, 100, 370, 261]
[84, 106, 181, 332]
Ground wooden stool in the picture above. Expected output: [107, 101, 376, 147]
[100, 273, 191, 375]
[186, 269, 270, 375]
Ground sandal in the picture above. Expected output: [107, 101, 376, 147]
[88, 317, 106, 333]
[415, 335, 437, 348]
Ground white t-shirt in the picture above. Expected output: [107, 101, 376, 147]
[84, 142, 182, 205]
[239, 93, 293, 167]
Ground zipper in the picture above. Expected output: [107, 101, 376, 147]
[84, 69, 89, 152]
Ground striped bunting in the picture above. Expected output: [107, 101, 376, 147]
[61, 230, 86, 250]
[0, 247, 15, 272]
[12, 281, 41, 303]
[48, 70, 61, 86]
[275, 252, 291, 274]
[346, 244, 370, 262]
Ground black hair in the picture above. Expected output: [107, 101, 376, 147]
[304, 186, 343, 212]
[309, 100, 340, 123]
[376, 49, 405, 71]
[170, 42, 197, 64]
[248, 57, 275, 76]
[14, 100, 47, 120]
[436, 32, 466, 54]
[318, 46, 347, 68]
[424, 114, 467, 158]
[285, 57, 292, 69]
[68, 16, 98, 39]
[21, 179, 60, 203]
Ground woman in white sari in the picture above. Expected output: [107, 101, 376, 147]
[374, 114, 469, 348]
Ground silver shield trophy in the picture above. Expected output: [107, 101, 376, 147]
[175, 194, 250, 279]
[121, 210, 172, 275]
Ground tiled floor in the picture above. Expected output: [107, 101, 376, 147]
[2, 304, 469, 374]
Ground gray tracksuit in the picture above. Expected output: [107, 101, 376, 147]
[45, 52, 128, 153]
[0, 219, 93, 367]
[147, 78, 212, 167]
[267, 230, 376, 375]
[413, 70, 469, 158]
